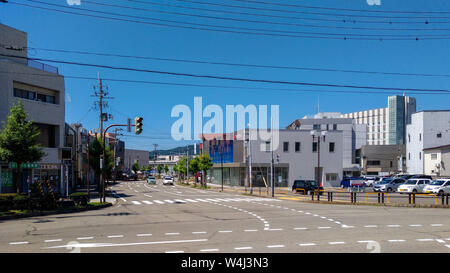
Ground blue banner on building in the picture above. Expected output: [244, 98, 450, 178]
[209, 140, 233, 164]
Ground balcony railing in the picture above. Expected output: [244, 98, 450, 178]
[28, 59, 59, 74]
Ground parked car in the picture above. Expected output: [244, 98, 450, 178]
[410, 175, 433, 180]
[292, 180, 323, 195]
[340, 177, 365, 188]
[147, 175, 157, 184]
[423, 179, 450, 195]
[397, 179, 431, 194]
[162, 176, 174, 185]
[373, 178, 405, 193]
[363, 176, 377, 187]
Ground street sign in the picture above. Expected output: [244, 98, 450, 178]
[8, 162, 38, 169]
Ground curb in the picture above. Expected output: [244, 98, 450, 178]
[0, 203, 112, 221]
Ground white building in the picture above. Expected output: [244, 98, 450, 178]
[423, 145, 450, 177]
[406, 110, 450, 174]
[341, 95, 416, 145]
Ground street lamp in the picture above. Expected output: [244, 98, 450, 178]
[311, 130, 326, 188]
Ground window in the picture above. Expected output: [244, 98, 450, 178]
[283, 142, 289, 152]
[295, 142, 301, 152]
[329, 142, 335, 153]
[265, 141, 271, 152]
[419, 152, 422, 160]
[326, 173, 338, 181]
[390, 161, 393, 168]
[437, 133, 442, 138]
[367, 160, 381, 166]
[333, 124, 337, 130]
[408, 153, 411, 160]
[37, 94, 46, 102]
[313, 124, 320, 130]
[419, 133, 422, 141]
[431, 154, 438, 160]
[312, 142, 318, 152]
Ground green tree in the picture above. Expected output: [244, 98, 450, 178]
[141, 164, 146, 172]
[0, 101, 45, 193]
[164, 164, 169, 174]
[132, 162, 139, 173]
[146, 164, 152, 172]
[198, 153, 213, 187]
[89, 137, 114, 189]
[157, 164, 163, 175]
[175, 157, 187, 181]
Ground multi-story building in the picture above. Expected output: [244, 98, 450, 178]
[406, 110, 450, 174]
[124, 149, 150, 172]
[0, 24, 66, 194]
[423, 145, 450, 177]
[203, 128, 346, 188]
[341, 95, 416, 145]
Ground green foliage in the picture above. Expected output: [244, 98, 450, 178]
[132, 162, 139, 173]
[164, 164, 169, 173]
[189, 156, 200, 175]
[89, 137, 114, 183]
[157, 164, 163, 174]
[0, 101, 45, 192]
[69, 192, 88, 206]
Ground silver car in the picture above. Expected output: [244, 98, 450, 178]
[373, 178, 405, 193]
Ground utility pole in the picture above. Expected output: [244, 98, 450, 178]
[186, 145, 189, 184]
[248, 123, 253, 195]
[271, 117, 274, 197]
[153, 144, 158, 175]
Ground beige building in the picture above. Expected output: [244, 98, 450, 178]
[0, 23, 66, 194]
[423, 145, 450, 177]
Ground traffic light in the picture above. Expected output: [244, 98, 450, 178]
[134, 116, 143, 135]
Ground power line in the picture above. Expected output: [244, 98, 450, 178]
[7, 1, 450, 40]
[126, 0, 450, 25]
[2, 53, 450, 93]
[82, 0, 450, 32]
[175, 0, 450, 19]
[20, 0, 450, 38]
[1, 70, 449, 96]
[230, 0, 450, 15]
[19, 46, 450, 79]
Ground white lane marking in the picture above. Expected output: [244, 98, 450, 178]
[184, 199, 198, 203]
[153, 200, 165, 204]
[9, 241, 29, 245]
[165, 233, 180, 236]
[387, 225, 401, 228]
[192, 231, 207, 234]
[267, 245, 285, 248]
[164, 200, 175, 204]
[416, 239, 434, 242]
[431, 224, 443, 227]
[77, 237, 94, 240]
[299, 243, 316, 246]
[195, 199, 209, 202]
[44, 239, 63, 243]
[357, 240, 376, 243]
[409, 224, 422, 227]
[218, 230, 232, 233]
[165, 250, 184, 253]
[445, 245, 450, 249]
[136, 234, 152, 237]
[46, 239, 208, 249]
[341, 225, 355, 228]
[328, 242, 346, 245]
[107, 235, 124, 238]
[318, 227, 331, 229]
[364, 225, 377, 228]
[234, 247, 253, 250]
[174, 199, 186, 203]
[294, 227, 308, 230]
[268, 228, 283, 231]
[143, 201, 153, 205]
[436, 239, 446, 243]
[388, 240, 406, 242]
[244, 229, 258, 232]
[143, 194, 152, 198]
[200, 249, 219, 252]
[131, 201, 141, 205]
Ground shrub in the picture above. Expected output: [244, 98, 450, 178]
[69, 192, 88, 206]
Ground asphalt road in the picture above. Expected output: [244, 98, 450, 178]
[0, 180, 449, 253]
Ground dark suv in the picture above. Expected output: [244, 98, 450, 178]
[292, 180, 323, 195]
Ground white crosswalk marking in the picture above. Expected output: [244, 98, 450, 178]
[174, 199, 186, 203]
[131, 201, 141, 205]
[143, 201, 153, 205]
[153, 200, 165, 204]
[130, 197, 283, 205]
[184, 199, 198, 203]
[164, 200, 175, 204]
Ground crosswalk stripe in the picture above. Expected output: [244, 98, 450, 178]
[184, 199, 198, 203]
[195, 199, 209, 202]
[132, 201, 141, 205]
[174, 199, 186, 203]
[153, 200, 165, 204]
[143, 201, 153, 205]
[164, 200, 174, 204]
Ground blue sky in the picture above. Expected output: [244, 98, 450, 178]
[1, 0, 450, 150]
